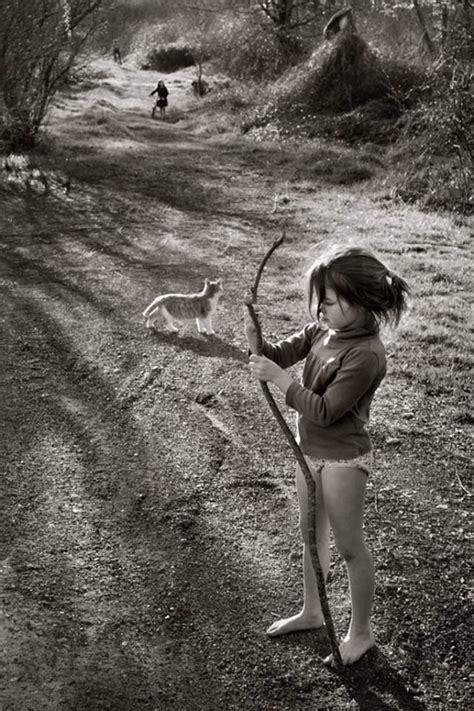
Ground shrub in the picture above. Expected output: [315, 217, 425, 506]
[252, 33, 384, 124]
[209, 15, 304, 81]
[395, 61, 473, 213]
[239, 30, 427, 144]
[142, 44, 196, 72]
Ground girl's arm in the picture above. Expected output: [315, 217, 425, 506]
[285, 348, 381, 426]
[246, 319, 319, 367]
[250, 347, 381, 426]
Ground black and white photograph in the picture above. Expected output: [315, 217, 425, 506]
[0, 1, 472, 709]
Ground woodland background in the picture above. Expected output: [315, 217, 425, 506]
[0, 0, 473, 213]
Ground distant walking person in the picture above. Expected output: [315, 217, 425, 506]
[112, 39, 122, 65]
[150, 80, 169, 119]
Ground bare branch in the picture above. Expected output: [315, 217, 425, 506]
[412, 0, 436, 56]
[244, 231, 344, 673]
[0, 0, 104, 147]
[249, 233, 285, 304]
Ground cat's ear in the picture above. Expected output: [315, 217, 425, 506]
[204, 278, 209, 285]
[216, 278, 221, 284]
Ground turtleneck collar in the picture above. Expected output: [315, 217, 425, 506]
[322, 322, 378, 347]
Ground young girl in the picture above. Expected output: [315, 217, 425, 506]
[150, 80, 169, 119]
[246, 245, 410, 666]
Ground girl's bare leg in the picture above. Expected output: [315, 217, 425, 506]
[267, 465, 330, 636]
[321, 465, 375, 665]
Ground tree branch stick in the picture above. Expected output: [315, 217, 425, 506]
[249, 232, 285, 305]
[244, 235, 343, 673]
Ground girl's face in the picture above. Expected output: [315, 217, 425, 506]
[319, 286, 363, 330]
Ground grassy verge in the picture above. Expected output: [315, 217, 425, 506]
[192, 41, 473, 215]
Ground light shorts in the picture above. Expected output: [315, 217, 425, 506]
[304, 449, 374, 479]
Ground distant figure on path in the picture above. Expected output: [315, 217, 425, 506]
[112, 39, 122, 65]
[150, 80, 169, 119]
[246, 245, 410, 667]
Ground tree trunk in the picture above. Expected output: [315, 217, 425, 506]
[441, 4, 449, 49]
[412, 0, 436, 56]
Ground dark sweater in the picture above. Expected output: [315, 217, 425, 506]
[261, 322, 387, 459]
[151, 85, 168, 99]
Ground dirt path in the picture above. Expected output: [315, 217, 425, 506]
[1, 60, 472, 710]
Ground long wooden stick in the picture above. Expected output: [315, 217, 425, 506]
[244, 233, 343, 672]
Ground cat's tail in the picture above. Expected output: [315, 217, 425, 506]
[143, 297, 163, 319]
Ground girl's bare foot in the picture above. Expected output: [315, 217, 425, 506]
[267, 611, 324, 637]
[324, 631, 375, 667]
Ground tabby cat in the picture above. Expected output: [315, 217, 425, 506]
[143, 279, 223, 334]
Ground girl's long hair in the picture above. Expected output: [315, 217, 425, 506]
[308, 245, 410, 327]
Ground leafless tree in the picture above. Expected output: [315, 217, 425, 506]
[0, 0, 103, 148]
[411, 0, 473, 59]
[257, 0, 317, 31]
